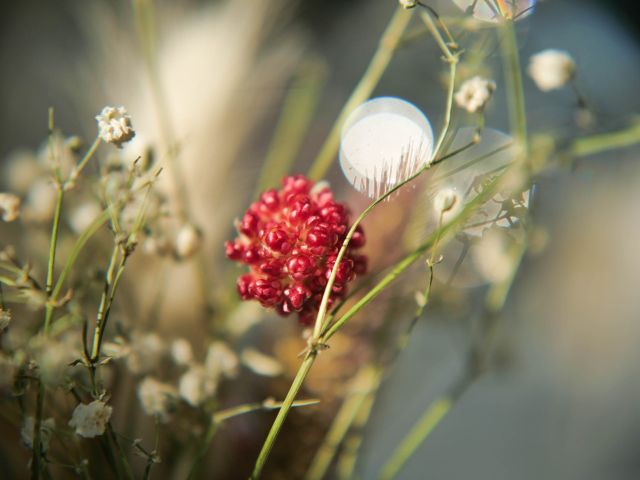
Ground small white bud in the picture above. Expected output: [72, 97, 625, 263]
[454, 76, 496, 114]
[0, 193, 21, 222]
[433, 187, 459, 214]
[527, 49, 575, 91]
[175, 223, 202, 259]
[69, 400, 112, 438]
[96, 106, 135, 147]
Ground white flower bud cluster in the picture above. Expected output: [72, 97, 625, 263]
[527, 49, 575, 91]
[454, 76, 496, 114]
[96, 106, 135, 147]
[69, 400, 113, 438]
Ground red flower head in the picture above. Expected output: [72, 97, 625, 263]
[225, 175, 367, 325]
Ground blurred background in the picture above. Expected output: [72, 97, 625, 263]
[1, 0, 640, 479]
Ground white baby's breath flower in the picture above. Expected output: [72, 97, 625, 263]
[0, 308, 11, 331]
[175, 223, 202, 259]
[178, 365, 217, 406]
[398, 0, 417, 9]
[171, 338, 194, 366]
[0, 193, 21, 222]
[69, 400, 112, 438]
[96, 106, 135, 147]
[205, 341, 239, 379]
[454, 76, 496, 114]
[137, 377, 177, 422]
[527, 49, 575, 91]
[241, 348, 283, 377]
[21, 416, 55, 451]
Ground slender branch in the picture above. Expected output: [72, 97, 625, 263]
[307, 7, 413, 181]
[250, 352, 318, 479]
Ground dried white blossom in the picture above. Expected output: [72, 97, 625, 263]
[138, 377, 177, 422]
[69, 400, 112, 438]
[205, 341, 239, 379]
[455, 76, 496, 114]
[178, 365, 217, 406]
[21, 416, 55, 451]
[0, 308, 11, 331]
[68, 202, 102, 234]
[0, 193, 21, 222]
[125, 333, 165, 374]
[241, 348, 283, 377]
[171, 338, 194, 366]
[96, 106, 135, 147]
[175, 223, 201, 259]
[527, 49, 575, 91]
[398, 0, 417, 8]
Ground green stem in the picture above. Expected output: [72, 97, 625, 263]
[305, 365, 380, 480]
[307, 7, 413, 181]
[499, 20, 528, 151]
[256, 59, 327, 195]
[570, 120, 640, 158]
[250, 352, 317, 479]
[377, 386, 460, 480]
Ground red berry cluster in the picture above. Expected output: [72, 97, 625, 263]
[225, 175, 367, 325]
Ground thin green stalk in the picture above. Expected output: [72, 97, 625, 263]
[33, 109, 64, 480]
[305, 366, 379, 480]
[321, 165, 504, 342]
[256, 59, 327, 195]
[307, 7, 413, 180]
[108, 423, 134, 480]
[335, 385, 379, 480]
[570, 120, 640, 157]
[188, 398, 319, 479]
[90, 245, 122, 361]
[68, 136, 101, 185]
[499, 19, 528, 151]
[250, 352, 317, 479]
[378, 390, 456, 480]
[377, 236, 529, 480]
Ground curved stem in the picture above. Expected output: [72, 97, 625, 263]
[307, 7, 413, 181]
